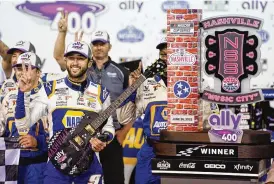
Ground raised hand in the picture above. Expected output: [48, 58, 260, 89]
[18, 61, 35, 92]
[74, 30, 84, 42]
[58, 9, 68, 32]
[129, 62, 142, 86]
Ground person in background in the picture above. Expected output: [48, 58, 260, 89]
[0, 41, 36, 101]
[1, 52, 47, 184]
[118, 38, 167, 184]
[53, 11, 135, 184]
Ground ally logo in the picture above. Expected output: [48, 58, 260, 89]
[208, 109, 243, 143]
[16, 1, 107, 33]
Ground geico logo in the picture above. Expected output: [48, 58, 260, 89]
[204, 164, 226, 169]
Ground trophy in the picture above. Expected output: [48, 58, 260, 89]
[152, 9, 274, 184]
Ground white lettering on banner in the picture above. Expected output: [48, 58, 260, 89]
[204, 164, 226, 169]
[179, 162, 196, 169]
[171, 115, 194, 124]
[157, 160, 171, 170]
[200, 148, 235, 155]
[234, 164, 253, 171]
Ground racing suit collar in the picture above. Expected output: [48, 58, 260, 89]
[30, 82, 43, 95]
[65, 77, 88, 92]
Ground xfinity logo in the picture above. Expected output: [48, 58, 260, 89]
[179, 162, 196, 169]
[201, 148, 235, 156]
[204, 164, 226, 169]
[234, 164, 253, 171]
[157, 160, 171, 170]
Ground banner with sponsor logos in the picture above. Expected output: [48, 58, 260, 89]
[0, 0, 273, 89]
[151, 158, 269, 177]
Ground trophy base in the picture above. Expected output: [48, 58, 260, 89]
[160, 129, 271, 144]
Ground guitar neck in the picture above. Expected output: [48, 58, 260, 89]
[92, 75, 147, 129]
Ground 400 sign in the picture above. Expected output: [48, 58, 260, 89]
[51, 11, 96, 33]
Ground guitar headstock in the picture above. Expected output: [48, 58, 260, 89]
[143, 59, 167, 79]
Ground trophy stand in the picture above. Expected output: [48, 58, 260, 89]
[152, 9, 274, 184]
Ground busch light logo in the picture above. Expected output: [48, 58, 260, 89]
[161, 0, 189, 12]
[173, 80, 191, 99]
[208, 109, 243, 143]
[16, 1, 106, 33]
[157, 160, 171, 170]
[117, 26, 144, 43]
[168, 49, 196, 65]
[257, 30, 269, 43]
[72, 42, 84, 50]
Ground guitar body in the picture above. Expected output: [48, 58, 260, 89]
[48, 111, 101, 176]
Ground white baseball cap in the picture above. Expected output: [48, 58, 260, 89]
[91, 30, 110, 44]
[7, 41, 36, 54]
[13, 52, 42, 70]
[64, 41, 92, 59]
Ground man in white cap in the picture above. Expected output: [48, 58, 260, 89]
[53, 12, 133, 183]
[14, 41, 117, 183]
[1, 52, 48, 184]
[0, 41, 36, 100]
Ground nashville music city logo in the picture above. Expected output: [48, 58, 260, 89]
[201, 16, 264, 105]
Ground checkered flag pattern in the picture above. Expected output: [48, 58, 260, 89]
[0, 137, 20, 184]
[176, 145, 207, 156]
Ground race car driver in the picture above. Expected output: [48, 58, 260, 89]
[1, 52, 48, 184]
[14, 42, 115, 184]
[118, 37, 168, 184]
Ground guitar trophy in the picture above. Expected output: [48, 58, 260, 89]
[151, 9, 274, 184]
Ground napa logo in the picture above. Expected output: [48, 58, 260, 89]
[161, 0, 189, 12]
[117, 25, 144, 43]
[15, 1, 107, 33]
[62, 110, 84, 128]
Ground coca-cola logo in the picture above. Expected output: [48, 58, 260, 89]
[179, 162, 196, 169]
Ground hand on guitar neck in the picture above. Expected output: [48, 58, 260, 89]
[129, 62, 142, 86]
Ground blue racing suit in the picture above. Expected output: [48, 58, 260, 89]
[118, 75, 167, 184]
[15, 77, 115, 184]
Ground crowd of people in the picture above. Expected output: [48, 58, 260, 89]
[0, 10, 168, 184]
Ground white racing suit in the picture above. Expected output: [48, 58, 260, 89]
[15, 77, 115, 184]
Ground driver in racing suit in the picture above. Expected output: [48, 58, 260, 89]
[0, 51, 48, 184]
[14, 42, 115, 184]
[118, 38, 167, 184]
